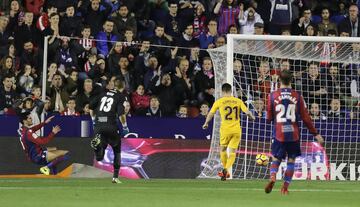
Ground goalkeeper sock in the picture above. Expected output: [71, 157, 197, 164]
[284, 162, 295, 186]
[47, 153, 70, 168]
[270, 160, 281, 179]
[220, 151, 227, 169]
[225, 152, 236, 170]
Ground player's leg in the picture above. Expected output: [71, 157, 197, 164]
[109, 128, 121, 184]
[40, 150, 70, 175]
[281, 141, 301, 195]
[265, 139, 285, 194]
[47, 147, 57, 152]
[225, 133, 241, 171]
[92, 126, 107, 161]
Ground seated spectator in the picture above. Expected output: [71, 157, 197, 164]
[327, 98, 346, 118]
[251, 97, 266, 118]
[254, 22, 264, 35]
[0, 56, 15, 79]
[61, 97, 80, 116]
[350, 67, 360, 106]
[145, 95, 162, 117]
[176, 105, 188, 118]
[228, 24, 239, 34]
[198, 102, 209, 118]
[310, 102, 327, 121]
[131, 84, 150, 115]
[124, 100, 132, 117]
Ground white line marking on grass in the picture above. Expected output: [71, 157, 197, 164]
[0, 186, 359, 193]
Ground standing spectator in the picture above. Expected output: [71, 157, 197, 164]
[96, 20, 119, 57]
[301, 62, 327, 106]
[318, 8, 337, 36]
[193, 3, 207, 38]
[36, 4, 57, 32]
[79, 0, 112, 36]
[14, 11, 39, 53]
[107, 42, 123, 75]
[199, 19, 218, 49]
[7, 0, 23, 37]
[194, 57, 215, 106]
[20, 41, 42, 72]
[239, 5, 263, 35]
[18, 64, 34, 97]
[338, 4, 360, 37]
[0, 74, 18, 114]
[268, 0, 294, 35]
[213, 0, 240, 36]
[111, 4, 137, 38]
[0, 16, 10, 56]
[76, 79, 95, 113]
[60, 4, 83, 37]
[162, 2, 182, 41]
[24, 0, 44, 16]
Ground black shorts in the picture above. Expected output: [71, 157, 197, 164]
[271, 139, 301, 160]
[94, 124, 121, 153]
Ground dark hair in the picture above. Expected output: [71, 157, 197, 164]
[279, 70, 293, 86]
[114, 78, 124, 90]
[222, 83, 232, 92]
[19, 111, 31, 124]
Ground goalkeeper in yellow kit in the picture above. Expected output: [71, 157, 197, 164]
[203, 83, 255, 181]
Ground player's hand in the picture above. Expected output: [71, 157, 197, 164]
[45, 115, 55, 124]
[202, 123, 208, 129]
[315, 134, 324, 146]
[52, 125, 61, 134]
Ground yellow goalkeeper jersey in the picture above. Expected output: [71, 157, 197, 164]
[210, 96, 249, 135]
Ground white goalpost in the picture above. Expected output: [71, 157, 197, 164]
[200, 34, 360, 180]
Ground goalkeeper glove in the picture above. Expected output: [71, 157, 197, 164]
[122, 125, 129, 136]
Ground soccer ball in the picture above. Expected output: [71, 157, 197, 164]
[256, 153, 269, 166]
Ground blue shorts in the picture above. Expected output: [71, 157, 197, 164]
[271, 139, 301, 160]
[32, 150, 48, 166]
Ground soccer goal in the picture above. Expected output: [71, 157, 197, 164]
[200, 34, 360, 181]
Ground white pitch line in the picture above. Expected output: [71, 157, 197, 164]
[0, 186, 359, 193]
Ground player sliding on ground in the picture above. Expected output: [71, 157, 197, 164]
[203, 83, 255, 181]
[19, 112, 69, 175]
[265, 70, 324, 195]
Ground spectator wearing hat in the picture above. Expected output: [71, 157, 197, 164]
[254, 22, 265, 35]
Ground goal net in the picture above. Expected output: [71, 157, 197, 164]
[200, 35, 360, 180]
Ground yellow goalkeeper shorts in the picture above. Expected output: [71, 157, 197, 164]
[220, 132, 241, 149]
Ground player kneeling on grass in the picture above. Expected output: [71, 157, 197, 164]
[202, 83, 255, 181]
[19, 112, 70, 175]
[265, 70, 324, 195]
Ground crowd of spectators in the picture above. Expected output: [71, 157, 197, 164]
[0, 0, 359, 121]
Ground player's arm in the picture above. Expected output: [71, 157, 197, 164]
[117, 96, 129, 134]
[239, 100, 255, 121]
[266, 94, 273, 123]
[26, 125, 61, 145]
[299, 96, 324, 145]
[203, 101, 219, 129]
[30, 115, 55, 132]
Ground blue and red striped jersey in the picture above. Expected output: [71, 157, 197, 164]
[266, 88, 318, 142]
[19, 123, 54, 162]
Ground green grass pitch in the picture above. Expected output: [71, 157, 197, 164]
[0, 178, 359, 207]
